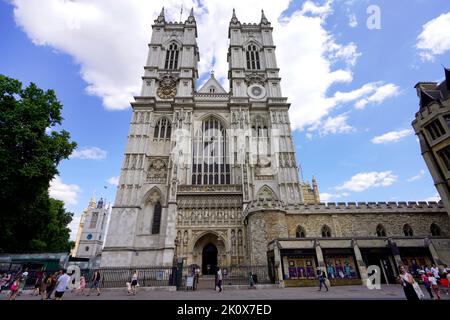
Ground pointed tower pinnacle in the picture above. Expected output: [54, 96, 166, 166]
[88, 191, 97, 210]
[312, 176, 320, 203]
[230, 8, 240, 25]
[261, 9, 269, 25]
[155, 6, 165, 23]
[186, 6, 196, 23]
[444, 66, 450, 90]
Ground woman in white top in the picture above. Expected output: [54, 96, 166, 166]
[130, 271, 138, 295]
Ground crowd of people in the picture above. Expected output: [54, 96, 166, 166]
[397, 264, 450, 300]
[0, 268, 103, 300]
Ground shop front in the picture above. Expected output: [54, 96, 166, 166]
[281, 249, 318, 287]
[322, 248, 361, 285]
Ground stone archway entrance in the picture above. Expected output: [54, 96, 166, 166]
[192, 232, 226, 275]
[202, 243, 218, 275]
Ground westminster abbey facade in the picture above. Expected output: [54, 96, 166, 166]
[102, 8, 450, 287]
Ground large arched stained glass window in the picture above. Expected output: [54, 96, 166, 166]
[192, 117, 230, 185]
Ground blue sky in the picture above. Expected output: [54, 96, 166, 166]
[1, 0, 450, 239]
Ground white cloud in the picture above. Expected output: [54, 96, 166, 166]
[406, 169, 426, 182]
[68, 215, 81, 241]
[107, 176, 119, 186]
[371, 129, 414, 144]
[336, 171, 397, 192]
[307, 113, 355, 136]
[348, 14, 358, 28]
[320, 192, 350, 202]
[354, 83, 400, 109]
[11, 0, 395, 133]
[417, 12, 450, 61]
[70, 146, 107, 160]
[49, 176, 81, 205]
[423, 193, 441, 202]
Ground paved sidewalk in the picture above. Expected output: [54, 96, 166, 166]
[2, 285, 450, 300]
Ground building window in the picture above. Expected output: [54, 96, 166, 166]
[321, 225, 331, 237]
[437, 146, 450, 171]
[85, 246, 89, 252]
[295, 226, 306, 238]
[164, 43, 179, 70]
[192, 117, 230, 185]
[426, 119, 446, 140]
[252, 116, 268, 138]
[209, 87, 216, 93]
[154, 118, 172, 141]
[89, 212, 98, 229]
[376, 224, 386, 237]
[246, 44, 260, 70]
[430, 223, 441, 236]
[152, 201, 162, 235]
[403, 224, 414, 237]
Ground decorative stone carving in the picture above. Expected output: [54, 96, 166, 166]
[147, 158, 168, 183]
[157, 73, 177, 99]
[245, 72, 266, 86]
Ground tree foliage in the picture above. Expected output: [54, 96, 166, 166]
[0, 75, 77, 252]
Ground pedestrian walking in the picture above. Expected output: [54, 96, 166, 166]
[33, 271, 44, 296]
[70, 270, 77, 293]
[45, 272, 58, 300]
[40, 272, 47, 300]
[0, 273, 11, 293]
[397, 265, 421, 301]
[317, 268, 329, 292]
[130, 270, 138, 295]
[216, 267, 223, 293]
[54, 269, 71, 300]
[87, 270, 101, 296]
[18, 268, 28, 295]
[430, 264, 440, 283]
[8, 277, 20, 300]
[427, 272, 441, 300]
[419, 270, 433, 299]
[79, 274, 86, 295]
[248, 272, 255, 289]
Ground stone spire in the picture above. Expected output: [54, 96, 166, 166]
[88, 191, 97, 210]
[261, 9, 269, 25]
[186, 6, 196, 23]
[230, 8, 240, 25]
[312, 176, 320, 203]
[155, 7, 165, 23]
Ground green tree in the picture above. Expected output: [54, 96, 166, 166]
[0, 75, 77, 252]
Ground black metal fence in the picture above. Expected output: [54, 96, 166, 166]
[1, 264, 272, 290]
[221, 265, 271, 285]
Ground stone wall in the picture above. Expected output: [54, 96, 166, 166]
[245, 201, 450, 265]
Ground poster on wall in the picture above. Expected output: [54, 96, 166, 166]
[324, 255, 358, 279]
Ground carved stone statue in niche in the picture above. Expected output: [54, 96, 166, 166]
[147, 158, 167, 183]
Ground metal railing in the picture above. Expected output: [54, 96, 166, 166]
[1, 264, 272, 290]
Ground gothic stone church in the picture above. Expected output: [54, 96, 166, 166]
[102, 9, 450, 286]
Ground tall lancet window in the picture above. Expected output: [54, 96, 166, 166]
[164, 43, 179, 70]
[192, 117, 230, 185]
[154, 118, 171, 141]
[152, 201, 162, 234]
[246, 44, 260, 70]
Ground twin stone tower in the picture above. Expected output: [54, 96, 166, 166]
[101, 8, 318, 269]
